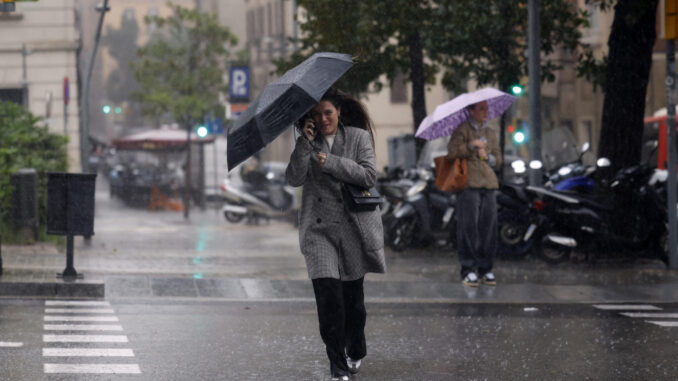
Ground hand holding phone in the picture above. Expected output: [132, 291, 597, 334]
[303, 119, 317, 141]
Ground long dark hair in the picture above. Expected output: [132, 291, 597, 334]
[321, 88, 375, 148]
[295, 88, 376, 149]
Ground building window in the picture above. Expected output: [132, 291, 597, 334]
[390, 72, 408, 104]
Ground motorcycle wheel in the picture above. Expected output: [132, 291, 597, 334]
[224, 210, 245, 223]
[497, 210, 532, 260]
[536, 238, 571, 264]
[388, 216, 417, 252]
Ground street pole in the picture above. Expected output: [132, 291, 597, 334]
[528, 0, 542, 186]
[666, 39, 678, 268]
[80, 1, 110, 173]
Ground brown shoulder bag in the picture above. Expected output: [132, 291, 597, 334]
[433, 156, 468, 192]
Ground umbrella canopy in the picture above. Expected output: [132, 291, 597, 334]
[415, 87, 516, 141]
[227, 52, 353, 170]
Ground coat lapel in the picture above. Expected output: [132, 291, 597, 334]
[331, 125, 346, 157]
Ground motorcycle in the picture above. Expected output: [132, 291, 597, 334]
[220, 161, 299, 225]
[385, 167, 458, 251]
[528, 159, 669, 265]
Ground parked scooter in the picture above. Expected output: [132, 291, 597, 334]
[528, 159, 668, 265]
[220, 161, 299, 225]
[385, 167, 457, 251]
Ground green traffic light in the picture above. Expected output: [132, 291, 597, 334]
[511, 85, 523, 95]
[114, 106, 122, 114]
[196, 125, 209, 138]
[102, 105, 111, 114]
[513, 131, 526, 144]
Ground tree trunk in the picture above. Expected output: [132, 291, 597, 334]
[598, 0, 658, 178]
[408, 32, 428, 161]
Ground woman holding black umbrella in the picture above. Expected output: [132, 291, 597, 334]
[286, 88, 385, 381]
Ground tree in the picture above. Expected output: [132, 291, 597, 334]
[281, 0, 438, 155]
[430, 0, 588, 169]
[581, 0, 658, 177]
[0, 101, 67, 242]
[283, 0, 588, 161]
[131, 3, 238, 219]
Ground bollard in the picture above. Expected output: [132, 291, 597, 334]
[46, 172, 97, 280]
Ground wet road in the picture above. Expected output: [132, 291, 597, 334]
[1, 299, 678, 380]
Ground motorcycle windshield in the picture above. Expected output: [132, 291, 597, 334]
[541, 127, 580, 172]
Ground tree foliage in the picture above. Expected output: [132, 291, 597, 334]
[0, 101, 68, 240]
[131, 3, 238, 126]
[284, 1, 588, 132]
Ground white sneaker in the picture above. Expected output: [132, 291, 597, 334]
[480, 272, 496, 286]
[347, 356, 361, 374]
[462, 272, 479, 287]
[331, 375, 349, 381]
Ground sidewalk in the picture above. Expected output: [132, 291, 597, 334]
[2, 240, 678, 303]
[1, 175, 678, 303]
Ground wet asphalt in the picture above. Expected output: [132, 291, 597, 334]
[2, 299, 678, 380]
[2, 177, 678, 380]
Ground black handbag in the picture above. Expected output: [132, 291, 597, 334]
[341, 183, 382, 212]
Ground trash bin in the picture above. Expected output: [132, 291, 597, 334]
[10, 168, 38, 241]
[47, 172, 97, 237]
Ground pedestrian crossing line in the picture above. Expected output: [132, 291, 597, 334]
[619, 312, 678, 319]
[42, 300, 141, 375]
[45, 308, 115, 314]
[645, 321, 678, 327]
[45, 315, 119, 322]
[593, 304, 662, 311]
[43, 348, 135, 357]
[0, 341, 23, 347]
[46, 301, 111, 307]
[44, 363, 141, 374]
[43, 334, 128, 343]
[44, 324, 124, 331]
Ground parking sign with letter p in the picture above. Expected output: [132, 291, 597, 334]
[229, 66, 250, 102]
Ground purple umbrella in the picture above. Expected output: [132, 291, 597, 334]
[415, 87, 516, 141]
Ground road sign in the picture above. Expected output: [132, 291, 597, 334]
[229, 66, 250, 102]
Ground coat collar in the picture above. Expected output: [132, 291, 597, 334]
[321, 124, 346, 156]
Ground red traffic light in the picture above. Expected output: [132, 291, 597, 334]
[508, 125, 515, 133]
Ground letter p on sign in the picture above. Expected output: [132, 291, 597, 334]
[229, 66, 250, 101]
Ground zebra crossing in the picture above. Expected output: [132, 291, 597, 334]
[593, 304, 678, 328]
[42, 300, 141, 375]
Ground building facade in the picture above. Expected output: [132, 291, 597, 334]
[0, 0, 81, 170]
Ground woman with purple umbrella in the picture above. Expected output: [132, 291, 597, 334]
[447, 100, 502, 287]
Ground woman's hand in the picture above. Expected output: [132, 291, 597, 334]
[317, 152, 327, 167]
[302, 119, 317, 141]
[471, 138, 487, 150]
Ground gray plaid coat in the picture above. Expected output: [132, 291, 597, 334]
[286, 125, 386, 280]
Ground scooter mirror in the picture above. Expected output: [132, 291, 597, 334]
[597, 157, 611, 167]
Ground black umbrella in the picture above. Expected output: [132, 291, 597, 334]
[227, 52, 353, 170]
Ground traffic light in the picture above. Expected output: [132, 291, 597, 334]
[102, 105, 111, 114]
[513, 129, 526, 144]
[195, 125, 209, 138]
[510, 84, 523, 96]
[114, 106, 122, 114]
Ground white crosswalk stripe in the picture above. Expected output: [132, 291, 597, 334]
[45, 315, 119, 322]
[45, 308, 115, 314]
[593, 304, 678, 328]
[44, 364, 141, 374]
[42, 300, 141, 375]
[44, 324, 123, 331]
[593, 304, 662, 311]
[43, 348, 135, 357]
[45, 301, 111, 307]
